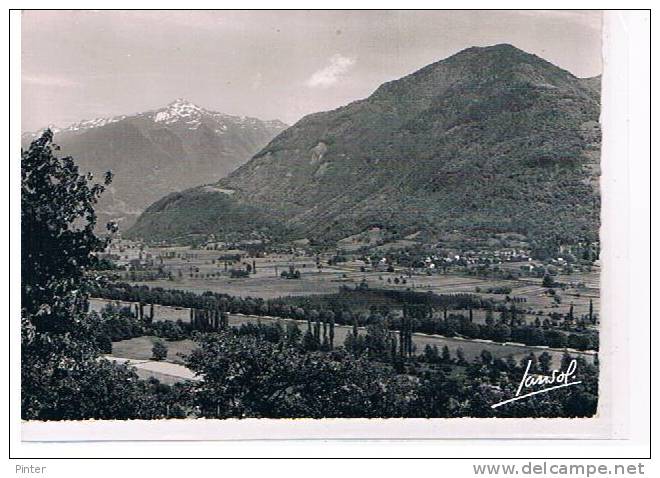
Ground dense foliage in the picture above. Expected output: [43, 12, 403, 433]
[127, 188, 290, 244]
[185, 329, 598, 418]
[21, 131, 184, 420]
[93, 283, 598, 351]
[21, 130, 113, 331]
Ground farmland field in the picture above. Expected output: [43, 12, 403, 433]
[110, 335, 197, 365]
[120, 244, 599, 318]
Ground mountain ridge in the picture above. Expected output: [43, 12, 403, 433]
[23, 98, 287, 138]
[129, 44, 601, 254]
[23, 99, 287, 230]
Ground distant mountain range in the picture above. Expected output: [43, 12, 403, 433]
[22, 99, 287, 229]
[128, 44, 601, 254]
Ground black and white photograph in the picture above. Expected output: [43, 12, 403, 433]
[10, 7, 652, 466]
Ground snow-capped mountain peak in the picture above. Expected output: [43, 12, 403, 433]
[23, 99, 288, 138]
[65, 115, 127, 132]
[168, 97, 202, 110]
[153, 98, 205, 125]
[22, 115, 127, 138]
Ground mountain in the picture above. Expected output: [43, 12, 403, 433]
[129, 45, 601, 254]
[579, 75, 602, 97]
[22, 99, 287, 230]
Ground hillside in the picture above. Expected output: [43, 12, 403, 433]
[22, 99, 287, 230]
[129, 45, 601, 254]
[130, 186, 289, 244]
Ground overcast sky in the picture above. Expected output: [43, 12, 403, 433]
[22, 10, 602, 131]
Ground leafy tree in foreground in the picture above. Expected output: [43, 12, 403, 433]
[22, 129, 114, 331]
[186, 332, 418, 418]
[21, 131, 164, 420]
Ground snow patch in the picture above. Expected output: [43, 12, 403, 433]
[153, 98, 204, 125]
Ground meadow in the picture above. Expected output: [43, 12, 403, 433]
[116, 243, 599, 319]
[110, 335, 197, 365]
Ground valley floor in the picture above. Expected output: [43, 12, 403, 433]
[122, 248, 599, 318]
[97, 244, 599, 384]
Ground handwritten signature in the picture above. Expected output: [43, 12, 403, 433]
[491, 359, 581, 409]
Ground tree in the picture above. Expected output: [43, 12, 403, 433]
[365, 320, 390, 359]
[20, 132, 165, 421]
[441, 345, 452, 363]
[522, 353, 539, 372]
[285, 322, 302, 346]
[423, 344, 439, 364]
[567, 333, 593, 351]
[480, 349, 493, 365]
[21, 130, 114, 331]
[152, 339, 168, 361]
[455, 347, 467, 365]
[538, 351, 553, 373]
[545, 329, 568, 348]
[485, 309, 494, 326]
[328, 313, 335, 350]
[493, 323, 511, 343]
[22, 335, 163, 421]
[302, 329, 318, 351]
[344, 322, 365, 355]
[96, 333, 113, 354]
[186, 332, 417, 418]
[542, 275, 555, 288]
